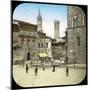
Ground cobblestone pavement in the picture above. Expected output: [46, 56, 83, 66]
[13, 64, 86, 87]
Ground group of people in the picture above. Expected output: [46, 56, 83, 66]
[25, 64, 38, 76]
[52, 65, 69, 76]
[25, 64, 69, 76]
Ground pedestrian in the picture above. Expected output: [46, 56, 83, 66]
[66, 66, 69, 76]
[26, 64, 29, 73]
[35, 67, 38, 76]
[43, 66, 45, 71]
[52, 65, 55, 72]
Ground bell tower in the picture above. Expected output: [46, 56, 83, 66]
[37, 9, 43, 32]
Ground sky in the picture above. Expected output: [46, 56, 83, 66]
[13, 3, 67, 38]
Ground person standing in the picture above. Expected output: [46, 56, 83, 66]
[52, 65, 55, 72]
[43, 66, 45, 71]
[26, 64, 29, 73]
[35, 67, 38, 76]
[66, 66, 69, 76]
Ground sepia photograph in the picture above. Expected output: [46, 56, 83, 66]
[12, 1, 87, 89]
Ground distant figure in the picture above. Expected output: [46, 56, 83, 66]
[26, 64, 29, 73]
[52, 65, 55, 72]
[66, 57, 68, 64]
[66, 66, 69, 76]
[43, 66, 45, 71]
[35, 67, 38, 76]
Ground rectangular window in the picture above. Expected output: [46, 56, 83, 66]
[41, 43, 43, 48]
[77, 37, 80, 46]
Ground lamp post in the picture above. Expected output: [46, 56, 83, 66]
[70, 50, 76, 67]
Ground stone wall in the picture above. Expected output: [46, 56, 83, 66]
[67, 6, 86, 64]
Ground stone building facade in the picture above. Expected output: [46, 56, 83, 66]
[13, 20, 52, 64]
[13, 20, 38, 64]
[13, 9, 54, 65]
[66, 6, 86, 64]
[38, 37, 52, 56]
[51, 39, 66, 61]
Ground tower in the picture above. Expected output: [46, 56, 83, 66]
[54, 20, 60, 40]
[37, 9, 43, 32]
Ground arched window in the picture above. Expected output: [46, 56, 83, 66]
[75, 17, 78, 27]
[72, 16, 78, 27]
[27, 39, 30, 47]
[46, 43, 48, 48]
[41, 43, 43, 48]
[21, 38, 24, 47]
[72, 18, 75, 27]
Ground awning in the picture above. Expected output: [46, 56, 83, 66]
[39, 53, 48, 57]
